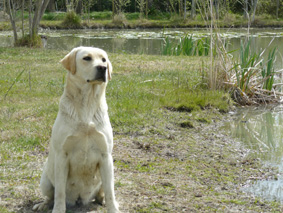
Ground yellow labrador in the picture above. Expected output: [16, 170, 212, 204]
[33, 47, 119, 213]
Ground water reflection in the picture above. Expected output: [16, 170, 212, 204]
[226, 105, 283, 202]
[228, 105, 283, 163]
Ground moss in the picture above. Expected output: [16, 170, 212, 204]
[180, 121, 194, 128]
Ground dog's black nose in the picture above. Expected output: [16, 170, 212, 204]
[95, 65, 107, 82]
[97, 66, 106, 72]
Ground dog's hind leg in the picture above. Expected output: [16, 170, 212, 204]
[100, 154, 119, 212]
[33, 168, 54, 211]
[94, 183, 105, 205]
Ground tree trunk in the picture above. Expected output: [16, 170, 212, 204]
[215, 0, 219, 19]
[112, 0, 119, 16]
[6, 0, 17, 42]
[146, 0, 148, 19]
[47, 0, 56, 12]
[276, 0, 279, 19]
[76, 0, 83, 14]
[30, 0, 50, 38]
[29, 0, 32, 36]
[243, 0, 248, 19]
[184, 0, 186, 19]
[251, 0, 258, 23]
[21, 0, 25, 38]
[179, 0, 183, 17]
[191, 0, 196, 19]
[31, 0, 43, 38]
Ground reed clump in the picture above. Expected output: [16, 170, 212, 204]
[224, 39, 283, 105]
[162, 35, 210, 56]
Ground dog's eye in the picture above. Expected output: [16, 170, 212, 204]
[102, 58, 106, 62]
[83, 56, 92, 61]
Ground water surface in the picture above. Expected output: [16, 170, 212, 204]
[225, 105, 283, 202]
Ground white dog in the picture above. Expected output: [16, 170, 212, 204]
[33, 47, 119, 213]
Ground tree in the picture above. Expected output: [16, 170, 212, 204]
[6, 0, 50, 46]
[112, 0, 130, 15]
[30, 0, 51, 37]
[136, 0, 146, 18]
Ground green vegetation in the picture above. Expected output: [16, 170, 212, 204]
[224, 39, 280, 105]
[0, 47, 282, 212]
[61, 11, 82, 28]
[162, 35, 210, 56]
[14, 34, 43, 48]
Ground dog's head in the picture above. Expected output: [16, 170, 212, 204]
[60, 47, 112, 84]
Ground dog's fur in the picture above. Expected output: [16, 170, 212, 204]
[33, 47, 119, 213]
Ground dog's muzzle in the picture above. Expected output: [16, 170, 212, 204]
[87, 66, 107, 83]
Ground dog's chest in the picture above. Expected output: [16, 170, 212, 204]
[68, 136, 101, 177]
[62, 121, 106, 169]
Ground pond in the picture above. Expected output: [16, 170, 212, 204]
[225, 105, 283, 203]
[1, 28, 283, 67]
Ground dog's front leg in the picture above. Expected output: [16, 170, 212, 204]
[100, 153, 119, 213]
[52, 152, 69, 213]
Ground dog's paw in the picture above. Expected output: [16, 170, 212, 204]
[52, 209, 65, 213]
[107, 201, 119, 213]
[33, 201, 48, 211]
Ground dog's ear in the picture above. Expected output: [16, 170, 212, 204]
[60, 47, 79, 75]
[107, 59, 112, 81]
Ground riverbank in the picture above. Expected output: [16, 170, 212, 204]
[2, 13, 283, 31]
[0, 48, 282, 212]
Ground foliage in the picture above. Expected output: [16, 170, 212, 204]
[235, 39, 260, 92]
[61, 11, 82, 28]
[162, 35, 210, 56]
[261, 47, 276, 91]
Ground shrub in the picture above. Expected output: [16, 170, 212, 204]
[112, 13, 128, 26]
[14, 34, 42, 48]
[61, 11, 81, 28]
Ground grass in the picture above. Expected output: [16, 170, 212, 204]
[0, 48, 283, 212]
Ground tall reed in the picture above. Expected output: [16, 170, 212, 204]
[162, 35, 210, 57]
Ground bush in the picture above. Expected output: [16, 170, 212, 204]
[112, 13, 128, 26]
[61, 11, 81, 28]
[14, 34, 42, 48]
